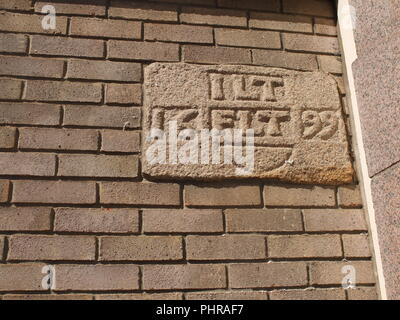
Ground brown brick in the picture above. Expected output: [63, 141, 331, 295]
[0, 264, 46, 291]
[186, 235, 266, 260]
[105, 83, 142, 105]
[58, 154, 139, 178]
[64, 105, 140, 129]
[3, 294, 93, 300]
[143, 209, 223, 233]
[315, 18, 337, 35]
[96, 293, 182, 300]
[318, 55, 342, 73]
[54, 208, 139, 234]
[342, 234, 371, 258]
[70, 17, 141, 39]
[181, 7, 246, 26]
[35, 0, 106, 16]
[101, 130, 140, 153]
[12, 180, 96, 204]
[250, 12, 313, 33]
[19, 128, 98, 151]
[268, 234, 342, 258]
[218, 0, 280, 11]
[0, 12, 67, 34]
[264, 185, 335, 207]
[0, 79, 23, 100]
[100, 182, 180, 205]
[282, 0, 335, 18]
[0, 207, 51, 231]
[229, 262, 307, 288]
[67, 60, 141, 82]
[145, 23, 213, 44]
[270, 289, 346, 300]
[310, 261, 376, 285]
[25, 81, 102, 103]
[186, 291, 268, 300]
[100, 236, 183, 261]
[8, 235, 96, 261]
[0, 56, 64, 78]
[0, 33, 27, 53]
[143, 264, 226, 290]
[30, 35, 104, 58]
[284, 33, 339, 54]
[347, 287, 378, 300]
[252, 49, 318, 71]
[338, 185, 363, 208]
[0, 127, 16, 148]
[110, 1, 177, 21]
[0, 180, 9, 203]
[109, 41, 178, 63]
[0, 236, 4, 259]
[183, 45, 251, 64]
[225, 209, 302, 232]
[0, 0, 31, 10]
[0, 103, 60, 126]
[0, 153, 55, 176]
[108, 40, 179, 62]
[215, 28, 281, 49]
[303, 209, 367, 232]
[185, 185, 261, 207]
[54, 265, 139, 291]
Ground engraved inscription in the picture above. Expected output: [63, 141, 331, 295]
[302, 110, 339, 140]
[210, 73, 284, 102]
[143, 63, 353, 184]
[211, 109, 290, 137]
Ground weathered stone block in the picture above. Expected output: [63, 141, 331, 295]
[142, 63, 353, 184]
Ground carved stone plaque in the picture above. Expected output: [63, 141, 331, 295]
[142, 63, 353, 184]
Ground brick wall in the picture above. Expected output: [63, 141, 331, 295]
[0, 0, 378, 300]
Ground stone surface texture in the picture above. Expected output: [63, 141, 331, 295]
[143, 63, 353, 184]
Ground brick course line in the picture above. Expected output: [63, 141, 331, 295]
[0, 0, 377, 299]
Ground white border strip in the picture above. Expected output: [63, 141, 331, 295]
[337, 0, 387, 299]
